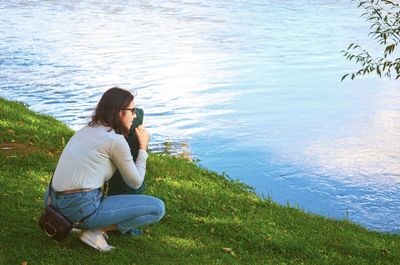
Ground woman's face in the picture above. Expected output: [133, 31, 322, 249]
[119, 100, 137, 133]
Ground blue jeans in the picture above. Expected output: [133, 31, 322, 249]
[44, 188, 165, 234]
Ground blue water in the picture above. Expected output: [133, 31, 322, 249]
[1, 0, 399, 233]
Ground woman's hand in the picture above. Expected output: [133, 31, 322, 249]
[135, 125, 150, 150]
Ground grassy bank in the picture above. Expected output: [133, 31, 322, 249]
[0, 97, 399, 265]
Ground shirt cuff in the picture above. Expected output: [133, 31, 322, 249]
[138, 149, 148, 160]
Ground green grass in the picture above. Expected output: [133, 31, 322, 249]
[0, 97, 399, 265]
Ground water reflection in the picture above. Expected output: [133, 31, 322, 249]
[151, 141, 192, 161]
[305, 86, 400, 187]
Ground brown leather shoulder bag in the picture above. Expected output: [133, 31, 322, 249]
[38, 175, 95, 241]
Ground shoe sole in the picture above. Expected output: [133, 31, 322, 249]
[79, 234, 114, 252]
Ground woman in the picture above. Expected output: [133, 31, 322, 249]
[44, 87, 165, 252]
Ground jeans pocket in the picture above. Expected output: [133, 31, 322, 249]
[74, 200, 97, 229]
[54, 194, 98, 225]
[77, 200, 97, 220]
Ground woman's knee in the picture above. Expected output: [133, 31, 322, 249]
[153, 197, 165, 221]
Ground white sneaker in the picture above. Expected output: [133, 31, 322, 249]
[79, 229, 115, 252]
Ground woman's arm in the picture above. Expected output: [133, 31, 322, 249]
[111, 136, 148, 189]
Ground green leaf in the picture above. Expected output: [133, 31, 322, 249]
[342, 0, 400, 80]
[341, 74, 350, 81]
[377, 67, 382, 77]
[384, 44, 396, 55]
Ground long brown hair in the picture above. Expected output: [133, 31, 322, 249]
[89, 87, 134, 134]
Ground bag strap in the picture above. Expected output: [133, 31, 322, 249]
[46, 174, 97, 227]
[46, 174, 55, 206]
[72, 209, 96, 227]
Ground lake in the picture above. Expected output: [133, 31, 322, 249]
[1, 0, 399, 233]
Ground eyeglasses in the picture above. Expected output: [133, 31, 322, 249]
[122, 107, 136, 114]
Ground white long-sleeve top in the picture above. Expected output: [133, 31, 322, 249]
[52, 125, 147, 191]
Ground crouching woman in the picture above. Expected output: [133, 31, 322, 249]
[44, 87, 165, 251]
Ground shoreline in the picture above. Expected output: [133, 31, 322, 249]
[1, 97, 400, 264]
[2, 97, 397, 235]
